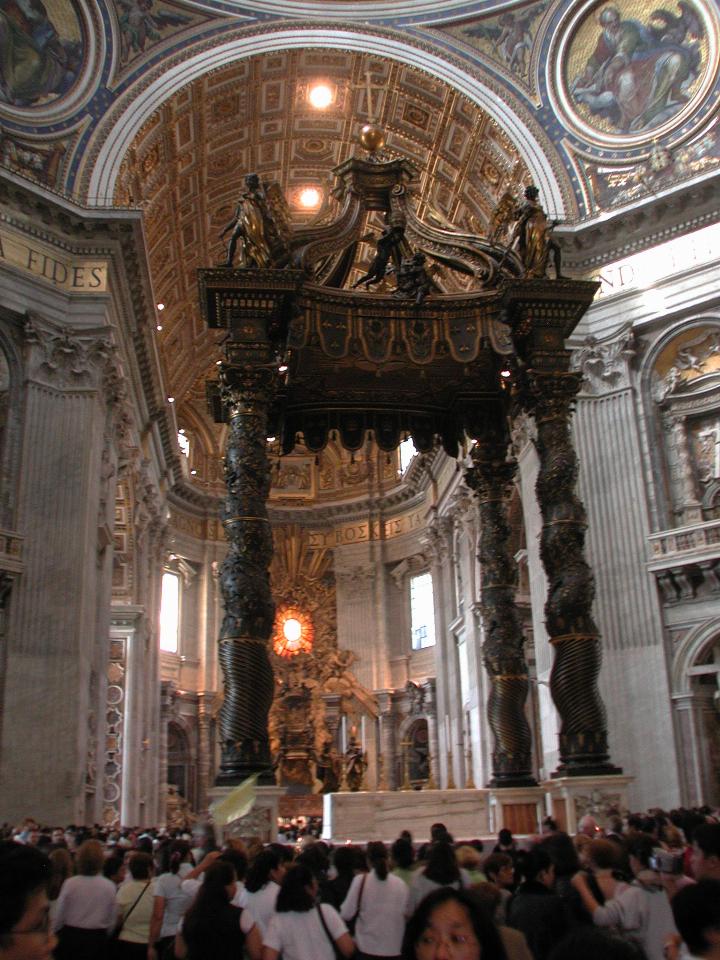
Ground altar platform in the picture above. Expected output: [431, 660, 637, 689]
[321, 775, 634, 843]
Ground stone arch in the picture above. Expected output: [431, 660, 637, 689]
[672, 618, 720, 696]
[641, 317, 720, 527]
[82, 27, 570, 215]
[671, 618, 720, 806]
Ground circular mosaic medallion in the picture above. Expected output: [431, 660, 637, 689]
[0, 0, 100, 123]
[549, 0, 719, 147]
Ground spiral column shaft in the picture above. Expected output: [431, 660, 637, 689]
[465, 412, 535, 786]
[216, 366, 276, 784]
[530, 370, 618, 775]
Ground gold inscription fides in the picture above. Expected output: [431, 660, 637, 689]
[0, 225, 108, 293]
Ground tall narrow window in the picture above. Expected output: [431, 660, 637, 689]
[159, 571, 180, 653]
[410, 571, 436, 650]
[399, 437, 417, 473]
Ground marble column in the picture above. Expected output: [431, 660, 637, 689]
[216, 365, 276, 784]
[465, 410, 535, 786]
[196, 691, 214, 812]
[527, 370, 618, 775]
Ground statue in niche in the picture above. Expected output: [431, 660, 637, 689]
[408, 721, 430, 784]
[344, 737, 367, 792]
[314, 739, 340, 794]
[220, 173, 286, 268]
[510, 186, 564, 279]
[165, 784, 194, 829]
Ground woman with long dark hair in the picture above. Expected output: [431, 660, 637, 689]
[175, 860, 261, 960]
[406, 842, 464, 917]
[402, 887, 507, 960]
[341, 841, 408, 960]
[262, 863, 354, 960]
[244, 848, 286, 936]
[148, 840, 193, 959]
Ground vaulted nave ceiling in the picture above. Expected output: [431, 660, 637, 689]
[115, 49, 529, 456]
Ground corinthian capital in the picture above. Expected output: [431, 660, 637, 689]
[23, 314, 114, 390]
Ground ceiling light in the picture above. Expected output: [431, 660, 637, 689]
[298, 187, 321, 209]
[156, 324, 163, 331]
[308, 83, 333, 109]
[157, 302, 165, 311]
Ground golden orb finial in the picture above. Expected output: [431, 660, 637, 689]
[359, 122, 386, 154]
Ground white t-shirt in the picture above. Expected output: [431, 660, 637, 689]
[244, 880, 280, 936]
[154, 873, 192, 938]
[52, 875, 118, 932]
[341, 871, 409, 956]
[264, 904, 347, 960]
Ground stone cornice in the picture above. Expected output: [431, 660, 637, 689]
[0, 170, 181, 490]
[559, 173, 720, 271]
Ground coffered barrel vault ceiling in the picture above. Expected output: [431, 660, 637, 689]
[115, 49, 528, 417]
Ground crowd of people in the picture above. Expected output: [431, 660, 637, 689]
[1, 806, 720, 960]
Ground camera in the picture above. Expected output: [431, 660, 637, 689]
[648, 849, 684, 874]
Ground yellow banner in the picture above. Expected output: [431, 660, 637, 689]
[0, 225, 108, 293]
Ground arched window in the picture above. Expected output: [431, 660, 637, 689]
[410, 571, 435, 650]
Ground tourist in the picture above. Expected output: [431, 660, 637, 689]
[482, 853, 515, 923]
[401, 887, 508, 960]
[244, 848, 287, 936]
[341, 841, 408, 959]
[0, 840, 57, 960]
[671, 879, 720, 960]
[692, 824, 720, 881]
[46, 847, 72, 929]
[407, 841, 467, 916]
[148, 840, 193, 959]
[508, 847, 569, 960]
[326, 846, 362, 908]
[571, 834, 677, 960]
[455, 846, 486, 885]
[391, 837, 416, 886]
[262, 863, 354, 960]
[176, 859, 261, 960]
[53, 839, 117, 960]
[115, 852, 155, 959]
[548, 928, 648, 960]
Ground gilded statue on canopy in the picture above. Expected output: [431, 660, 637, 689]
[510, 185, 564, 279]
[220, 173, 288, 268]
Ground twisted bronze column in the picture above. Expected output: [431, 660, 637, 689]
[465, 412, 535, 786]
[529, 370, 618, 774]
[216, 365, 276, 784]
